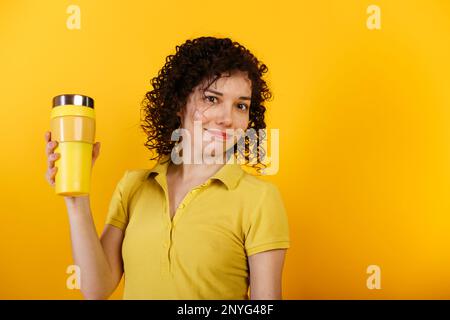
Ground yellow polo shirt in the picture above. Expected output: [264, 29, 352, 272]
[104, 155, 290, 299]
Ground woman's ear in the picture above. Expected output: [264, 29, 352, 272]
[176, 106, 184, 118]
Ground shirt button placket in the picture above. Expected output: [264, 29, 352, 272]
[161, 220, 172, 277]
[162, 185, 205, 277]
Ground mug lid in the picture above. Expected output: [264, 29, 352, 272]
[52, 94, 94, 108]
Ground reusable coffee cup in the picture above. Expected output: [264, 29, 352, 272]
[50, 94, 96, 196]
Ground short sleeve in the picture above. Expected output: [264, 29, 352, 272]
[244, 183, 291, 256]
[104, 171, 130, 230]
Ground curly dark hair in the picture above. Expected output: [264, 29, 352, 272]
[141, 36, 272, 170]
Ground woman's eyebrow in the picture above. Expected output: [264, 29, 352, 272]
[205, 89, 251, 100]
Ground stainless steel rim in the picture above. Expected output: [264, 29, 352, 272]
[52, 94, 94, 108]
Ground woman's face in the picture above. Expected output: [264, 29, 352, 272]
[177, 70, 252, 161]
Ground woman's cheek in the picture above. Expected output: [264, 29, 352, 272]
[236, 117, 249, 131]
[193, 109, 204, 122]
[193, 104, 213, 124]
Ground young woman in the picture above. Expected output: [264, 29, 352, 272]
[44, 37, 290, 300]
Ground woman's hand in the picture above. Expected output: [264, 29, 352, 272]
[44, 131, 101, 202]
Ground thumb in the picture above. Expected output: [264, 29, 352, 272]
[92, 142, 101, 162]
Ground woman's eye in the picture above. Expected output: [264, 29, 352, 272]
[204, 95, 217, 103]
[237, 103, 248, 111]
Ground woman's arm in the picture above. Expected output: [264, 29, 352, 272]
[66, 197, 125, 299]
[45, 131, 124, 299]
[248, 249, 287, 300]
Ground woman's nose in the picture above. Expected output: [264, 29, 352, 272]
[216, 104, 233, 127]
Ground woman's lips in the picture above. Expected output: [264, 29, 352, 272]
[204, 128, 230, 140]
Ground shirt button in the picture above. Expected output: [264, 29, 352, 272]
[179, 203, 186, 209]
[164, 241, 169, 248]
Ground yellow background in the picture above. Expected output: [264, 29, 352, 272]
[1, 0, 450, 299]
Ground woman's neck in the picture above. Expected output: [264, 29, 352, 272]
[168, 160, 225, 184]
[167, 148, 233, 183]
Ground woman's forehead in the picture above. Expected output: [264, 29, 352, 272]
[197, 71, 252, 96]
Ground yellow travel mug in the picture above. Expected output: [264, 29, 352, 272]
[50, 94, 96, 196]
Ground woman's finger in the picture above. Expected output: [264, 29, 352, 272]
[50, 166, 58, 179]
[46, 140, 58, 156]
[47, 153, 60, 169]
[45, 167, 57, 185]
[45, 171, 51, 185]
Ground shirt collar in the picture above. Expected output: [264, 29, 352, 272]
[145, 154, 244, 190]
